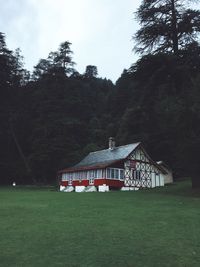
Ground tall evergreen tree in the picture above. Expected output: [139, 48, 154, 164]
[84, 65, 98, 78]
[134, 0, 200, 54]
[32, 41, 74, 80]
[0, 33, 32, 184]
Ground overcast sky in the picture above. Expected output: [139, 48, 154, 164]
[1, 0, 143, 81]
[0, 0, 199, 81]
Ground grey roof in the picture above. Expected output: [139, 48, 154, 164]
[74, 142, 140, 168]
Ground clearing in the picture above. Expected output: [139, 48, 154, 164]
[0, 180, 199, 267]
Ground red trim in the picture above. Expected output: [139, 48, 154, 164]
[103, 179, 124, 187]
[60, 178, 124, 188]
[72, 180, 89, 186]
[60, 181, 68, 186]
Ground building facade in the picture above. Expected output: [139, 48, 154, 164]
[58, 138, 172, 192]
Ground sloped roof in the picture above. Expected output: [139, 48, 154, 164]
[76, 142, 140, 167]
[59, 142, 140, 173]
[58, 142, 168, 174]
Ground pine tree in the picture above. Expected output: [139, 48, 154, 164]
[134, 0, 200, 54]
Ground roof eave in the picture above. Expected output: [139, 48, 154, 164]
[58, 159, 123, 173]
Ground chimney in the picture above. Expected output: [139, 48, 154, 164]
[109, 137, 115, 150]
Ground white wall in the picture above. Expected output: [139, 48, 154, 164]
[161, 172, 173, 184]
[157, 163, 173, 184]
[75, 186, 85, 192]
[151, 174, 164, 188]
[98, 184, 109, 192]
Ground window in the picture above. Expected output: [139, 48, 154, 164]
[106, 168, 124, 180]
[94, 170, 97, 178]
[114, 169, 118, 179]
[89, 170, 94, 178]
[97, 169, 102, 178]
[80, 172, 83, 180]
[62, 173, 76, 181]
[89, 177, 94, 185]
[111, 169, 114, 179]
[133, 170, 141, 180]
[107, 169, 111, 178]
[62, 173, 66, 181]
[67, 173, 73, 185]
[120, 170, 124, 180]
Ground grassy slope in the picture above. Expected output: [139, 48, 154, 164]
[0, 181, 199, 267]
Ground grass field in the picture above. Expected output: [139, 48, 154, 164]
[0, 181, 200, 267]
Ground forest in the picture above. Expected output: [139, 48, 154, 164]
[0, 0, 200, 187]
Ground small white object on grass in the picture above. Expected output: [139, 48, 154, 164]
[12, 182, 16, 187]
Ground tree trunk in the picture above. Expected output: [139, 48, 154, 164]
[171, 0, 179, 54]
[9, 118, 36, 184]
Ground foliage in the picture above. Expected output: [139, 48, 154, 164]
[134, 0, 200, 54]
[0, 33, 114, 184]
[0, 32, 31, 184]
[129, 0, 200, 187]
[112, 50, 200, 185]
[1, 10, 200, 188]
[84, 65, 98, 78]
[32, 41, 74, 80]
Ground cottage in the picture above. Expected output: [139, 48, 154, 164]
[58, 138, 172, 192]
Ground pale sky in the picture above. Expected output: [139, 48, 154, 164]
[0, 0, 142, 82]
[1, 1, 200, 82]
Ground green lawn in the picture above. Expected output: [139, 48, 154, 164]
[0, 181, 200, 267]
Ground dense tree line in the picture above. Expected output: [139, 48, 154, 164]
[0, 0, 200, 187]
[0, 33, 114, 185]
